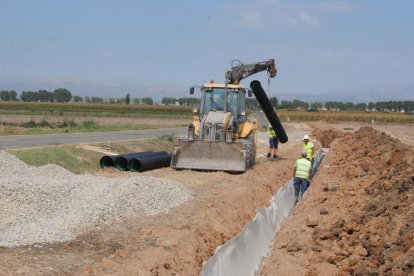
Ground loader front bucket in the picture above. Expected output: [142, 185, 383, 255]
[171, 140, 247, 172]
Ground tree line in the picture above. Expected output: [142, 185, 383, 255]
[0, 89, 155, 105]
[247, 98, 414, 112]
[161, 97, 200, 106]
[1, 89, 413, 112]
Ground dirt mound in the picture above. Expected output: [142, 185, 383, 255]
[261, 127, 414, 275]
[312, 127, 345, 148]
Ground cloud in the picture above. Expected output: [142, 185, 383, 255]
[222, 0, 354, 30]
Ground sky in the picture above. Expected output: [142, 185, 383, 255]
[0, 0, 413, 101]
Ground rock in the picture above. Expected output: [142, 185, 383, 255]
[286, 242, 300, 252]
[326, 254, 346, 264]
[306, 216, 319, 227]
[320, 208, 329, 215]
[354, 245, 368, 257]
[313, 228, 334, 240]
[115, 249, 128, 258]
[343, 220, 358, 234]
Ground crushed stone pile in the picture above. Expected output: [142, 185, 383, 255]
[0, 151, 192, 247]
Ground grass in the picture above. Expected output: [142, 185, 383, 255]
[9, 146, 102, 174]
[8, 136, 176, 174]
[0, 119, 188, 136]
[0, 102, 193, 118]
[276, 110, 414, 124]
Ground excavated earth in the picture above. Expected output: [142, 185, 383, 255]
[1, 122, 413, 275]
[0, 123, 307, 275]
[261, 126, 414, 276]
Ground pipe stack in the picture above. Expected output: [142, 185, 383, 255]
[99, 151, 172, 172]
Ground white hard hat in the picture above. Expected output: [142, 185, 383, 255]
[268, 123, 272, 128]
[303, 135, 309, 140]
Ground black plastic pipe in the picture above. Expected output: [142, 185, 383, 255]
[114, 151, 164, 171]
[100, 155, 118, 168]
[129, 153, 172, 172]
[250, 80, 288, 143]
[100, 151, 155, 168]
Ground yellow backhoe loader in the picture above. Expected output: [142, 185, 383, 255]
[171, 59, 287, 172]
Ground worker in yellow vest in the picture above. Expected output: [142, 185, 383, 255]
[293, 151, 312, 203]
[303, 135, 315, 162]
[267, 124, 278, 159]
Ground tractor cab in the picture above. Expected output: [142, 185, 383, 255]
[198, 83, 247, 128]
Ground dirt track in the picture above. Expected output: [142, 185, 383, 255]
[1, 122, 413, 275]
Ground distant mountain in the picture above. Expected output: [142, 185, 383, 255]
[275, 85, 414, 103]
[0, 78, 188, 101]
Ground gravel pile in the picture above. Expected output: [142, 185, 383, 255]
[0, 151, 192, 247]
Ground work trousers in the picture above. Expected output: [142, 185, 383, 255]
[293, 177, 308, 197]
[268, 137, 278, 157]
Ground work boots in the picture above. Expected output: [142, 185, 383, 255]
[267, 152, 271, 158]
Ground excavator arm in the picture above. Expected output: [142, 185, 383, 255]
[225, 59, 277, 84]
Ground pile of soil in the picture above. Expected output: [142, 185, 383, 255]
[261, 127, 414, 275]
[312, 124, 345, 148]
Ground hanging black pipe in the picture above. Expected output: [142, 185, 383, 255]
[114, 151, 165, 171]
[100, 151, 155, 168]
[250, 80, 288, 143]
[129, 153, 172, 172]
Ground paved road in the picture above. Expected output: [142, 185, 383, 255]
[0, 127, 187, 150]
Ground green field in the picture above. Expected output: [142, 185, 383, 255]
[0, 102, 193, 118]
[1, 102, 412, 137]
[276, 109, 414, 124]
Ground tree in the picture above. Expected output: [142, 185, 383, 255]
[355, 103, 367, 111]
[53, 88, 72, 103]
[20, 91, 40, 102]
[73, 95, 83, 102]
[310, 102, 323, 110]
[141, 97, 153, 105]
[0, 90, 10, 101]
[133, 98, 140, 104]
[9, 90, 17, 101]
[116, 98, 125, 104]
[125, 94, 130, 105]
[38, 90, 54, 102]
[246, 98, 260, 110]
[269, 97, 278, 108]
[368, 102, 375, 111]
[91, 97, 104, 103]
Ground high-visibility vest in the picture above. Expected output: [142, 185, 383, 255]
[295, 158, 312, 180]
[267, 129, 276, 138]
[303, 141, 315, 158]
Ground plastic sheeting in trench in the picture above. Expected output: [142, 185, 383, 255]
[202, 150, 323, 276]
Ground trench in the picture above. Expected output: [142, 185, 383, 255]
[201, 150, 325, 276]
